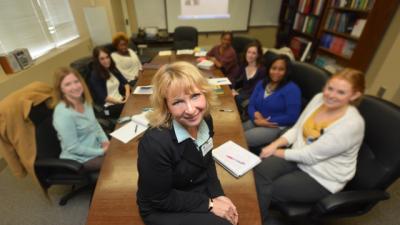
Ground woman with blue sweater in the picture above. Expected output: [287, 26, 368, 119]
[52, 67, 109, 171]
[243, 54, 301, 149]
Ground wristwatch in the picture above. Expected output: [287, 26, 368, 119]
[208, 198, 214, 211]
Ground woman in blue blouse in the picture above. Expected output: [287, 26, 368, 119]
[243, 55, 301, 149]
[52, 67, 109, 171]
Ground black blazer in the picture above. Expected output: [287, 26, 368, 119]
[89, 67, 128, 106]
[137, 116, 224, 217]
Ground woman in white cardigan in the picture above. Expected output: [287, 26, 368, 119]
[111, 32, 142, 86]
[254, 68, 365, 224]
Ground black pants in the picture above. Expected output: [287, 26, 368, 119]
[83, 155, 105, 172]
[254, 156, 330, 223]
[105, 103, 124, 119]
[143, 212, 231, 225]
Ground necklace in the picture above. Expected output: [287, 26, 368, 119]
[264, 83, 275, 97]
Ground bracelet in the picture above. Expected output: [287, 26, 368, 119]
[208, 198, 214, 211]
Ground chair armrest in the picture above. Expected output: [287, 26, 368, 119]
[314, 190, 390, 215]
[36, 158, 83, 173]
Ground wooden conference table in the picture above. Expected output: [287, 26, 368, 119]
[86, 54, 262, 225]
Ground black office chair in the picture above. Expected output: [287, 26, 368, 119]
[31, 102, 98, 206]
[290, 61, 331, 109]
[271, 95, 400, 224]
[173, 26, 198, 50]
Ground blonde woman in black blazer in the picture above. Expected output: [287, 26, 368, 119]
[137, 62, 238, 225]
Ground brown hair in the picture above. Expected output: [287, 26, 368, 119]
[330, 67, 365, 105]
[112, 32, 129, 48]
[51, 67, 92, 108]
[221, 31, 233, 40]
[242, 40, 263, 66]
[147, 61, 217, 128]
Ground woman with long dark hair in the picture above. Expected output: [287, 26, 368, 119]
[89, 46, 130, 118]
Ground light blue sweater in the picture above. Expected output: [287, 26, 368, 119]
[53, 102, 108, 163]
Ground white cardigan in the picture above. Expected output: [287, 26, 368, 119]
[111, 48, 142, 81]
[283, 93, 365, 193]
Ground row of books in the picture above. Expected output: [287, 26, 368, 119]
[324, 10, 367, 37]
[314, 54, 343, 74]
[320, 34, 356, 58]
[297, 0, 326, 16]
[290, 36, 311, 60]
[330, 0, 375, 10]
[293, 13, 319, 35]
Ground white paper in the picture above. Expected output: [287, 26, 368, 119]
[110, 120, 148, 144]
[133, 85, 153, 95]
[212, 140, 261, 177]
[158, 50, 172, 56]
[208, 78, 232, 86]
[176, 49, 194, 55]
[197, 60, 214, 70]
[194, 51, 207, 57]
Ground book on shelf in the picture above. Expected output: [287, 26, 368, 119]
[212, 140, 261, 178]
[350, 19, 366, 38]
[290, 36, 311, 60]
[331, 0, 375, 10]
[313, 54, 343, 74]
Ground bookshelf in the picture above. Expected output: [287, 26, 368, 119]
[277, 0, 398, 73]
[276, 0, 327, 61]
[313, 0, 398, 73]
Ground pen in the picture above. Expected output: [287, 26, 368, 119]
[226, 154, 245, 165]
[219, 108, 233, 112]
[134, 125, 138, 133]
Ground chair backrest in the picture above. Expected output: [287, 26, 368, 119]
[70, 56, 93, 81]
[231, 36, 255, 61]
[290, 61, 331, 109]
[29, 102, 61, 160]
[346, 95, 400, 191]
[173, 26, 198, 50]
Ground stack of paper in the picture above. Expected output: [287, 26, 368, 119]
[158, 50, 172, 56]
[212, 141, 261, 178]
[197, 60, 214, 70]
[110, 111, 150, 144]
[176, 49, 194, 55]
[133, 85, 153, 95]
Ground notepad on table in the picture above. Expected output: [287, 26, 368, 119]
[212, 140, 261, 178]
[158, 50, 172, 56]
[110, 112, 150, 143]
[176, 49, 194, 55]
[208, 78, 232, 86]
[133, 85, 153, 95]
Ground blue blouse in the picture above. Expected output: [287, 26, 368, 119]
[247, 81, 302, 126]
[53, 102, 108, 163]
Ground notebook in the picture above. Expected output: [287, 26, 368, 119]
[212, 140, 261, 178]
[110, 111, 150, 143]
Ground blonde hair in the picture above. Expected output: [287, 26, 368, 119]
[330, 67, 365, 105]
[51, 67, 93, 108]
[147, 61, 217, 128]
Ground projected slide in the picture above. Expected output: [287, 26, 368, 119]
[179, 0, 230, 20]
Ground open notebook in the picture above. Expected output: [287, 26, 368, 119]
[212, 141, 261, 178]
[110, 111, 149, 143]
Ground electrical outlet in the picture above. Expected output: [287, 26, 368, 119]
[377, 86, 386, 98]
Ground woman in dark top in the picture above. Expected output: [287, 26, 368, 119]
[231, 41, 266, 119]
[89, 46, 130, 118]
[137, 61, 238, 225]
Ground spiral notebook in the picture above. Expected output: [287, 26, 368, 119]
[212, 141, 261, 178]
